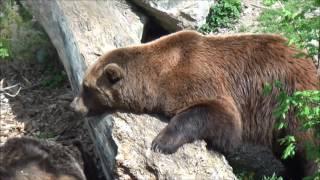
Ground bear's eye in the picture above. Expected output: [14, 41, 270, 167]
[83, 86, 92, 97]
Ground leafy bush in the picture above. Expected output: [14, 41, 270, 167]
[263, 81, 320, 179]
[258, 0, 320, 60]
[199, 0, 242, 34]
[274, 89, 320, 158]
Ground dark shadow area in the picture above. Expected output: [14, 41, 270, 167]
[223, 143, 286, 179]
[141, 18, 170, 43]
[124, 0, 170, 43]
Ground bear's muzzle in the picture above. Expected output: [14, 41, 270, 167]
[70, 97, 88, 116]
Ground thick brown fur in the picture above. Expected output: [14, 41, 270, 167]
[0, 137, 86, 180]
[71, 30, 319, 179]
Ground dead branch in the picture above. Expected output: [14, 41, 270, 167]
[0, 79, 22, 97]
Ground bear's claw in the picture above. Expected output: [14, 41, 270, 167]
[151, 130, 181, 154]
[151, 139, 178, 154]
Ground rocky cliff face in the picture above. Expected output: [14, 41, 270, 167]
[23, 0, 237, 179]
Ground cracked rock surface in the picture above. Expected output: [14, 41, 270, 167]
[111, 113, 236, 180]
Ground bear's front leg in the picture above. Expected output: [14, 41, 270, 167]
[151, 96, 242, 154]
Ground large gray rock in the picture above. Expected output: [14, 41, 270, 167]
[131, 0, 215, 31]
[100, 113, 236, 179]
[23, 0, 236, 179]
[23, 0, 146, 91]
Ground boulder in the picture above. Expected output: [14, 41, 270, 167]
[131, 0, 215, 32]
[89, 113, 236, 179]
[23, 0, 236, 179]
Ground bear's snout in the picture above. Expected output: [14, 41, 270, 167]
[70, 97, 88, 116]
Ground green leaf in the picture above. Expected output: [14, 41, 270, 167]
[278, 135, 296, 159]
[263, 82, 272, 95]
[274, 80, 283, 89]
[0, 42, 9, 59]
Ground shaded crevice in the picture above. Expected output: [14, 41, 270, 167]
[124, 0, 170, 43]
[141, 17, 170, 43]
[145, 163, 160, 180]
[116, 162, 138, 180]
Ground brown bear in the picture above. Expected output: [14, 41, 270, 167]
[0, 137, 86, 180]
[71, 30, 319, 179]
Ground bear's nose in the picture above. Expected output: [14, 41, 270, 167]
[70, 97, 89, 116]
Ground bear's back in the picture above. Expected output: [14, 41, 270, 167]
[149, 32, 318, 143]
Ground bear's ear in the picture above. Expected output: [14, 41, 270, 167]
[103, 63, 124, 84]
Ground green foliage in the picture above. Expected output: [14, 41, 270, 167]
[262, 0, 277, 6]
[0, 0, 23, 27]
[236, 171, 255, 180]
[271, 83, 320, 160]
[259, 1, 320, 178]
[278, 135, 296, 159]
[0, 42, 9, 59]
[40, 63, 67, 89]
[262, 0, 289, 6]
[36, 131, 56, 139]
[238, 24, 248, 32]
[274, 89, 320, 133]
[199, 0, 242, 34]
[263, 81, 320, 178]
[262, 173, 284, 180]
[41, 70, 67, 89]
[258, 0, 320, 59]
[0, 0, 19, 59]
[263, 82, 273, 96]
[0, 0, 53, 61]
[237, 171, 285, 180]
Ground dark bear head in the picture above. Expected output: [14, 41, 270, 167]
[70, 47, 156, 116]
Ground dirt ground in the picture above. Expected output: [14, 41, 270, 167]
[0, 58, 104, 179]
[0, 59, 80, 142]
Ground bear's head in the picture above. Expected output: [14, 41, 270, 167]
[70, 48, 154, 116]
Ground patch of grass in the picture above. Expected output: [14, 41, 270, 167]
[199, 0, 242, 34]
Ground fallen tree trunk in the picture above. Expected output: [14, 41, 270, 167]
[23, 0, 236, 179]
